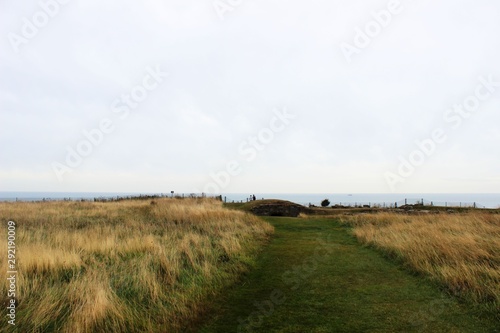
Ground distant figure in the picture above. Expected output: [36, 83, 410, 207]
[252, 194, 256, 201]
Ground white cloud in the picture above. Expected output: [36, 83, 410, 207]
[1, 0, 500, 193]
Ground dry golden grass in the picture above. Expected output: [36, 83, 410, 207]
[0, 198, 273, 332]
[340, 212, 500, 317]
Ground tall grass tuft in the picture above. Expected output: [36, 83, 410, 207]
[340, 212, 500, 318]
[0, 198, 273, 332]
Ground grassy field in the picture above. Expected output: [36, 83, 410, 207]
[198, 216, 498, 332]
[340, 212, 500, 320]
[0, 198, 273, 332]
[2, 198, 498, 332]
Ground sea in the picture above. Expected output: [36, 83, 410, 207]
[1, 192, 500, 209]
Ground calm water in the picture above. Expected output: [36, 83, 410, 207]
[1, 192, 500, 209]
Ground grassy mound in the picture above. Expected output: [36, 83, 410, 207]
[224, 199, 299, 210]
[225, 199, 311, 217]
[0, 198, 273, 332]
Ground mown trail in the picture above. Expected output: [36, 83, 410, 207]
[197, 217, 498, 333]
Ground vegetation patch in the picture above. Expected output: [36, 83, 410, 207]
[0, 198, 273, 332]
[199, 217, 498, 332]
[340, 212, 500, 320]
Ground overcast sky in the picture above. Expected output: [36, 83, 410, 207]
[1, 0, 499, 194]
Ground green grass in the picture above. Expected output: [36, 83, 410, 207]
[224, 199, 306, 211]
[197, 217, 499, 333]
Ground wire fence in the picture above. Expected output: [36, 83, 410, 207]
[2, 193, 223, 203]
[1, 194, 490, 209]
[324, 198, 486, 209]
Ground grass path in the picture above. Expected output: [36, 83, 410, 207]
[197, 217, 498, 333]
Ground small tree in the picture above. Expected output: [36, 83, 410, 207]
[321, 199, 330, 207]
